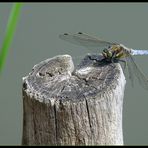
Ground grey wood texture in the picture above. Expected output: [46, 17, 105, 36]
[22, 54, 126, 145]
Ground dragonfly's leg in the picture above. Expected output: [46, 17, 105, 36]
[110, 51, 118, 63]
[118, 59, 127, 71]
[109, 57, 116, 68]
[110, 51, 117, 63]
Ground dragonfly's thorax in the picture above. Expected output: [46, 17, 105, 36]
[102, 44, 132, 62]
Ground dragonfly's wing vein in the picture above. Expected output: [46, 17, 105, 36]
[126, 57, 135, 87]
[59, 32, 116, 53]
[127, 53, 148, 90]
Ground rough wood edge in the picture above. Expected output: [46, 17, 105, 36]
[22, 54, 126, 145]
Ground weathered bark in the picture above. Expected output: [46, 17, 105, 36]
[22, 54, 126, 145]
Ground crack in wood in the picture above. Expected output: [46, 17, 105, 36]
[54, 103, 57, 145]
[22, 54, 125, 145]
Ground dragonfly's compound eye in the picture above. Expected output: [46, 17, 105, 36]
[103, 48, 108, 52]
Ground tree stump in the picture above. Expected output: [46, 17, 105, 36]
[22, 54, 126, 145]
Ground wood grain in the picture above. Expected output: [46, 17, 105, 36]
[22, 54, 126, 145]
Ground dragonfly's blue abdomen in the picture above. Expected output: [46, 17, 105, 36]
[131, 49, 148, 55]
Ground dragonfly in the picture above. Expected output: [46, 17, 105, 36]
[59, 32, 148, 90]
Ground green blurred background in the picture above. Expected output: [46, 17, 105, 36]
[0, 3, 148, 145]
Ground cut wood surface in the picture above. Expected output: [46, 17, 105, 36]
[22, 54, 126, 145]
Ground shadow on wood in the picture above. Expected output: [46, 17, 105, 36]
[22, 54, 126, 145]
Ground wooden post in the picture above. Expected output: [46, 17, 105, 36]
[22, 54, 126, 145]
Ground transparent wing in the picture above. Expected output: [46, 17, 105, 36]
[126, 53, 148, 90]
[125, 56, 135, 87]
[59, 32, 117, 53]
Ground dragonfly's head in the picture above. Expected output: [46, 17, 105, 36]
[102, 48, 113, 59]
[103, 48, 108, 53]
